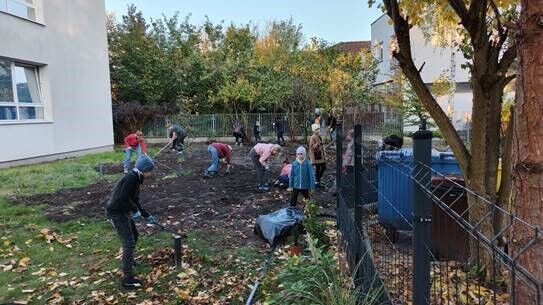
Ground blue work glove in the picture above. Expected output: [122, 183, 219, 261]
[146, 215, 158, 225]
[132, 210, 142, 221]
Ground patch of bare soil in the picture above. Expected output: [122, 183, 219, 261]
[12, 143, 337, 249]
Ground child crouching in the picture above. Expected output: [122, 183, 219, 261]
[274, 159, 291, 188]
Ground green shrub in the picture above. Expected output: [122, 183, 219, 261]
[264, 235, 382, 305]
[303, 201, 330, 247]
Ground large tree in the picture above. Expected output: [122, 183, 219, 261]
[371, 0, 518, 272]
[510, 1, 543, 304]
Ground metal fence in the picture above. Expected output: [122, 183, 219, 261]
[143, 113, 313, 139]
[336, 121, 542, 305]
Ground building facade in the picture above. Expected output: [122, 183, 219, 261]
[371, 14, 473, 133]
[0, 0, 113, 167]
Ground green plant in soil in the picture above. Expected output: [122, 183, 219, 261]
[263, 234, 380, 305]
[302, 201, 330, 247]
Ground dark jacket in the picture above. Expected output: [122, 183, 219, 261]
[274, 119, 284, 133]
[327, 115, 337, 130]
[106, 171, 149, 217]
[169, 125, 185, 139]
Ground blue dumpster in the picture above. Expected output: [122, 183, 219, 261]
[377, 149, 462, 232]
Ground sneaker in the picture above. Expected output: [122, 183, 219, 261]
[123, 169, 128, 174]
[204, 171, 216, 178]
[122, 277, 143, 289]
[258, 184, 270, 192]
[240, 143, 243, 146]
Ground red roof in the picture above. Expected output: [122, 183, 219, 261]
[334, 41, 371, 54]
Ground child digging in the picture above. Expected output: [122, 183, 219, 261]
[288, 146, 316, 206]
[106, 155, 158, 289]
[274, 159, 292, 188]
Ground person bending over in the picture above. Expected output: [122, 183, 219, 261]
[205, 142, 233, 178]
[249, 143, 282, 191]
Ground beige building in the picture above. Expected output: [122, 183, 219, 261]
[0, 0, 114, 167]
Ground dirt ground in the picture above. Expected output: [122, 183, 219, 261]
[12, 142, 337, 250]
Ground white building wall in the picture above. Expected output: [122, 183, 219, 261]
[371, 14, 473, 130]
[0, 0, 113, 165]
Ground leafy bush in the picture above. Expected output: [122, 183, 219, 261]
[303, 201, 330, 247]
[264, 235, 381, 305]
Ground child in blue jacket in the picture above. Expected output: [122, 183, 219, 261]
[288, 146, 316, 206]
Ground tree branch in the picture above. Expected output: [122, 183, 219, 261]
[497, 44, 518, 77]
[496, 105, 514, 234]
[503, 74, 516, 86]
[384, 0, 471, 173]
[448, 0, 470, 26]
[489, 0, 504, 37]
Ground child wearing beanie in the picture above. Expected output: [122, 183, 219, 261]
[288, 146, 316, 206]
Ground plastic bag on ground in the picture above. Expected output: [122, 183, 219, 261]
[254, 207, 304, 246]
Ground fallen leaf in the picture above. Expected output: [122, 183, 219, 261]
[18, 257, 31, 267]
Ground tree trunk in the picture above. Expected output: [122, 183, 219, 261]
[511, 1, 543, 304]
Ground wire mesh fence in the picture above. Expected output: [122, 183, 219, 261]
[335, 121, 542, 305]
[142, 112, 313, 139]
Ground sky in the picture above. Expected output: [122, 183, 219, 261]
[105, 0, 384, 44]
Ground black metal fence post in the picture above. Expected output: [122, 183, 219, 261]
[336, 121, 343, 211]
[174, 235, 182, 269]
[354, 124, 363, 227]
[412, 128, 433, 305]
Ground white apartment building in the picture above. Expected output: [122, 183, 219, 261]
[0, 0, 114, 167]
[371, 14, 473, 133]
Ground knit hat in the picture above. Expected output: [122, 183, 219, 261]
[311, 123, 320, 132]
[135, 155, 155, 172]
[296, 146, 306, 157]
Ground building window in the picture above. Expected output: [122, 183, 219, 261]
[0, 59, 44, 121]
[0, 0, 37, 21]
[374, 42, 384, 62]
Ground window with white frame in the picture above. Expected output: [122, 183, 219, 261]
[0, 0, 37, 21]
[0, 59, 44, 121]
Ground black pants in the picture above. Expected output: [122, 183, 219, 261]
[108, 212, 138, 279]
[250, 148, 265, 184]
[290, 188, 310, 206]
[277, 131, 285, 145]
[233, 132, 243, 144]
[172, 136, 185, 151]
[314, 163, 326, 183]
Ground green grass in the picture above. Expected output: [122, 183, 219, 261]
[0, 146, 163, 197]
[0, 198, 172, 303]
[0, 147, 261, 304]
[0, 150, 126, 197]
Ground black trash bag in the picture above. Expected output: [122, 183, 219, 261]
[254, 207, 304, 246]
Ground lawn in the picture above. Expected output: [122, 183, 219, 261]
[0, 147, 264, 304]
[0, 144, 345, 304]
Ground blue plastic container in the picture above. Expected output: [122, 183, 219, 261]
[377, 149, 462, 231]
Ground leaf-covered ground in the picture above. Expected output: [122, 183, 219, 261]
[0, 143, 336, 304]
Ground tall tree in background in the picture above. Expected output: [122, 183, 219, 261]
[372, 0, 518, 273]
[511, 1, 543, 303]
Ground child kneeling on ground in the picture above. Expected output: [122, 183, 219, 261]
[288, 146, 316, 206]
[274, 159, 291, 188]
